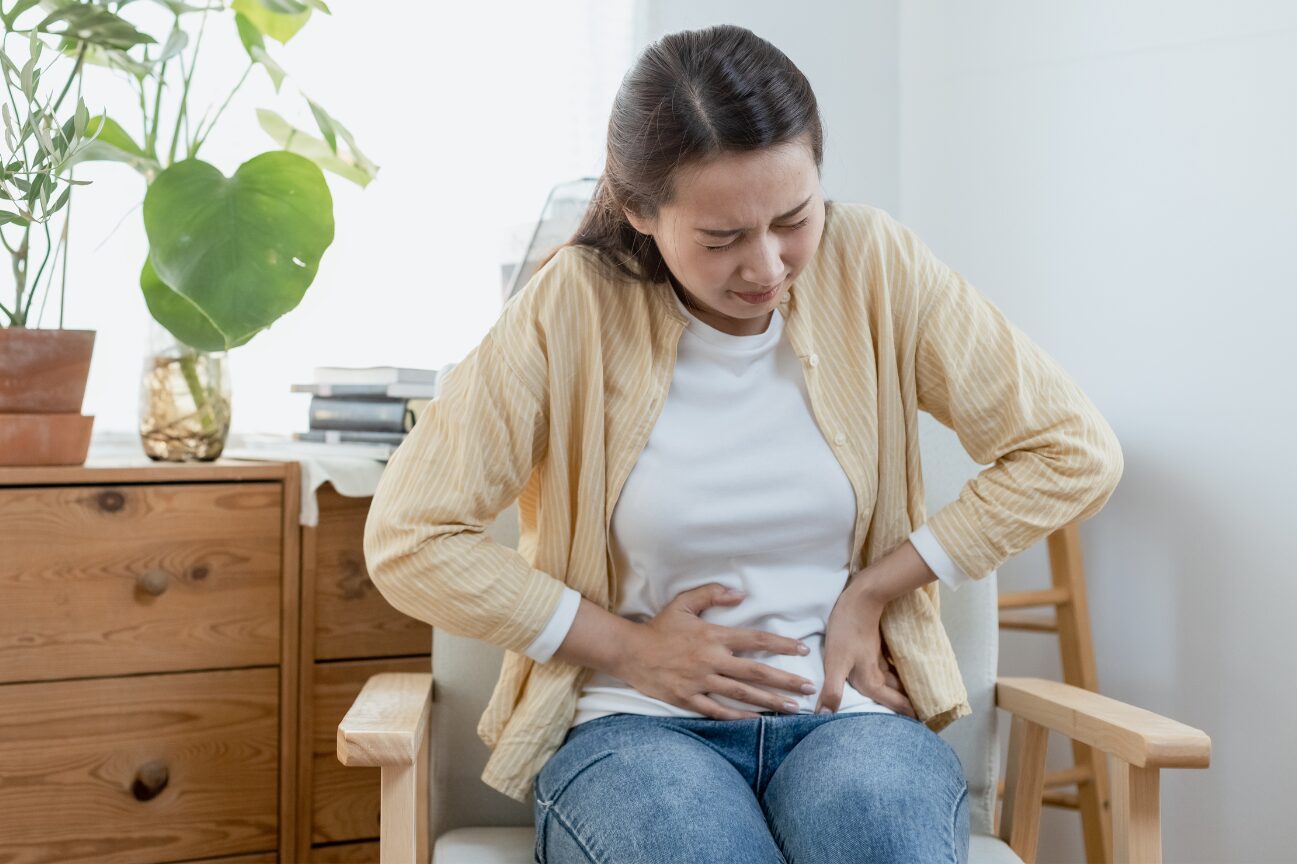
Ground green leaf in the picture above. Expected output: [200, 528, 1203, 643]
[61, 41, 155, 80]
[256, 108, 376, 187]
[0, 51, 21, 88]
[19, 54, 37, 102]
[73, 97, 88, 140]
[235, 11, 264, 53]
[147, 0, 219, 15]
[230, 0, 311, 44]
[2, 0, 44, 30]
[254, 0, 309, 13]
[250, 45, 286, 91]
[157, 27, 189, 63]
[1, 104, 14, 152]
[306, 98, 336, 153]
[63, 115, 161, 177]
[44, 184, 70, 217]
[33, 5, 156, 51]
[141, 153, 335, 350]
[301, 0, 331, 12]
[141, 255, 264, 352]
[236, 13, 286, 91]
[0, 210, 30, 226]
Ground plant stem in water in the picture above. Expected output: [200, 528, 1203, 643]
[178, 349, 216, 434]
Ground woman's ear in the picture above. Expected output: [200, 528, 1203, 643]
[623, 206, 655, 237]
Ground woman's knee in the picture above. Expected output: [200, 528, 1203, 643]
[793, 713, 967, 798]
[534, 723, 783, 863]
[762, 715, 969, 862]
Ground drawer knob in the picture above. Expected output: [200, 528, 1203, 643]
[136, 569, 170, 596]
[131, 759, 169, 802]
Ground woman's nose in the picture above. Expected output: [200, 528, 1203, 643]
[741, 234, 785, 286]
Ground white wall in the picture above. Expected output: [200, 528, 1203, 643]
[637, 0, 900, 212]
[898, 4, 1297, 862]
[55, 1, 635, 437]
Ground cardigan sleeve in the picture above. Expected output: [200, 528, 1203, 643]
[900, 221, 1125, 581]
[362, 323, 568, 655]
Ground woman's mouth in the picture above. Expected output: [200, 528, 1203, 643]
[731, 281, 783, 305]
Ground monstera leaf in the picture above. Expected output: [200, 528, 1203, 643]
[141, 151, 334, 351]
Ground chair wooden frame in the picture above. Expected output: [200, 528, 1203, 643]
[338, 671, 1210, 864]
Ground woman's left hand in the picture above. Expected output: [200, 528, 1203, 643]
[815, 572, 916, 718]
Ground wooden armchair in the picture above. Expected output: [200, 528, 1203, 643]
[339, 417, 1210, 863]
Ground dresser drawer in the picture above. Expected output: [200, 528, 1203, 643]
[0, 482, 283, 683]
[0, 667, 280, 864]
[312, 486, 428, 661]
[308, 841, 379, 862]
[310, 656, 429, 844]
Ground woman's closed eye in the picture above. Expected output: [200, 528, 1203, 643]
[703, 217, 811, 252]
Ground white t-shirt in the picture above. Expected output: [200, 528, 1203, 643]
[523, 287, 970, 728]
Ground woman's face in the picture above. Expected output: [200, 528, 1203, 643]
[624, 137, 825, 337]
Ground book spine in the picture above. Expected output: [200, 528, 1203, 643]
[294, 430, 406, 444]
[308, 396, 413, 433]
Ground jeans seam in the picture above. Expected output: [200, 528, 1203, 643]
[549, 804, 604, 864]
[950, 782, 969, 864]
[756, 714, 766, 795]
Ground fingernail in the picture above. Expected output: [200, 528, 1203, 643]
[817, 706, 832, 715]
[796, 643, 809, 655]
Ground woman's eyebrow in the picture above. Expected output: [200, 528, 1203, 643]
[695, 194, 813, 237]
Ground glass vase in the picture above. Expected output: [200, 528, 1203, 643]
[138, 320, 232, 461]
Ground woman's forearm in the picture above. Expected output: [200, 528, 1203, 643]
[551, 595, 642, 678]
[848, 539, 938, 605]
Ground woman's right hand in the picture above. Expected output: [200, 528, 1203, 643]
[615, 583, 816, 720]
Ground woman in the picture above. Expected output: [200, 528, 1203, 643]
[364, 24, 1123, 864]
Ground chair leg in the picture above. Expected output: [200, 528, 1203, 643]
[1047, 524, 1114, 863]
[379, 726, 429, 864]
[1111, 758, 1161, 864]
[999, 714, 1049, 863]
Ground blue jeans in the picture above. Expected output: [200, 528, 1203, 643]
[531, 710, 970, 863]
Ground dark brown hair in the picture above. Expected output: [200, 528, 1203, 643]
[537, 24, 828, 282]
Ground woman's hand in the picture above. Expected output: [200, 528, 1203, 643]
[815, 576, 916, 717]
[616, 583, 817, 720]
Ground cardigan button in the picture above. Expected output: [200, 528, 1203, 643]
[834, 431, 846, 445]
[808, 353, 820, 367]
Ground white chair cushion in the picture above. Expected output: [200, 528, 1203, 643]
[432, 826, 534, 864]
[971, 832, 1027, 863]
[431, 826, 1022, 863]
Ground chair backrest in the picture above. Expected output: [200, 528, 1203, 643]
[427, 411, 1000, 839]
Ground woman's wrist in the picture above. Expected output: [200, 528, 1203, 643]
[553, 596, 645, 678]
[847, 539, 938, 606]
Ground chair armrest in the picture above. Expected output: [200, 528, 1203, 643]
[996, 676, 1210, 768]
[995, 676, 1210, 863]
[337, 672, 433, 768]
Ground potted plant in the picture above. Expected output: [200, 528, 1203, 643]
[70, 0, 377, 461]
[0, 3, 154, 466]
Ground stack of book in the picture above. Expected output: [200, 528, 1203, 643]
[290, 365, 448, 458]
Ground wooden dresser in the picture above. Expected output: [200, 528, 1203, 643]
[0, 453, 430, 863]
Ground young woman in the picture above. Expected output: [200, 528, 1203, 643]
[364, 24, 1123, 864]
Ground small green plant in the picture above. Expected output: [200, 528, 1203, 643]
[0, 2, 154, 328]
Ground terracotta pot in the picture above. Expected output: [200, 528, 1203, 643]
[0, 327, 96, 466]
[0, 327, 95, 411]
[0, 413, 95, 465]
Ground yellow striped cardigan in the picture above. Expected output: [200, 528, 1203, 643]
[363, 201, 1124, 802]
